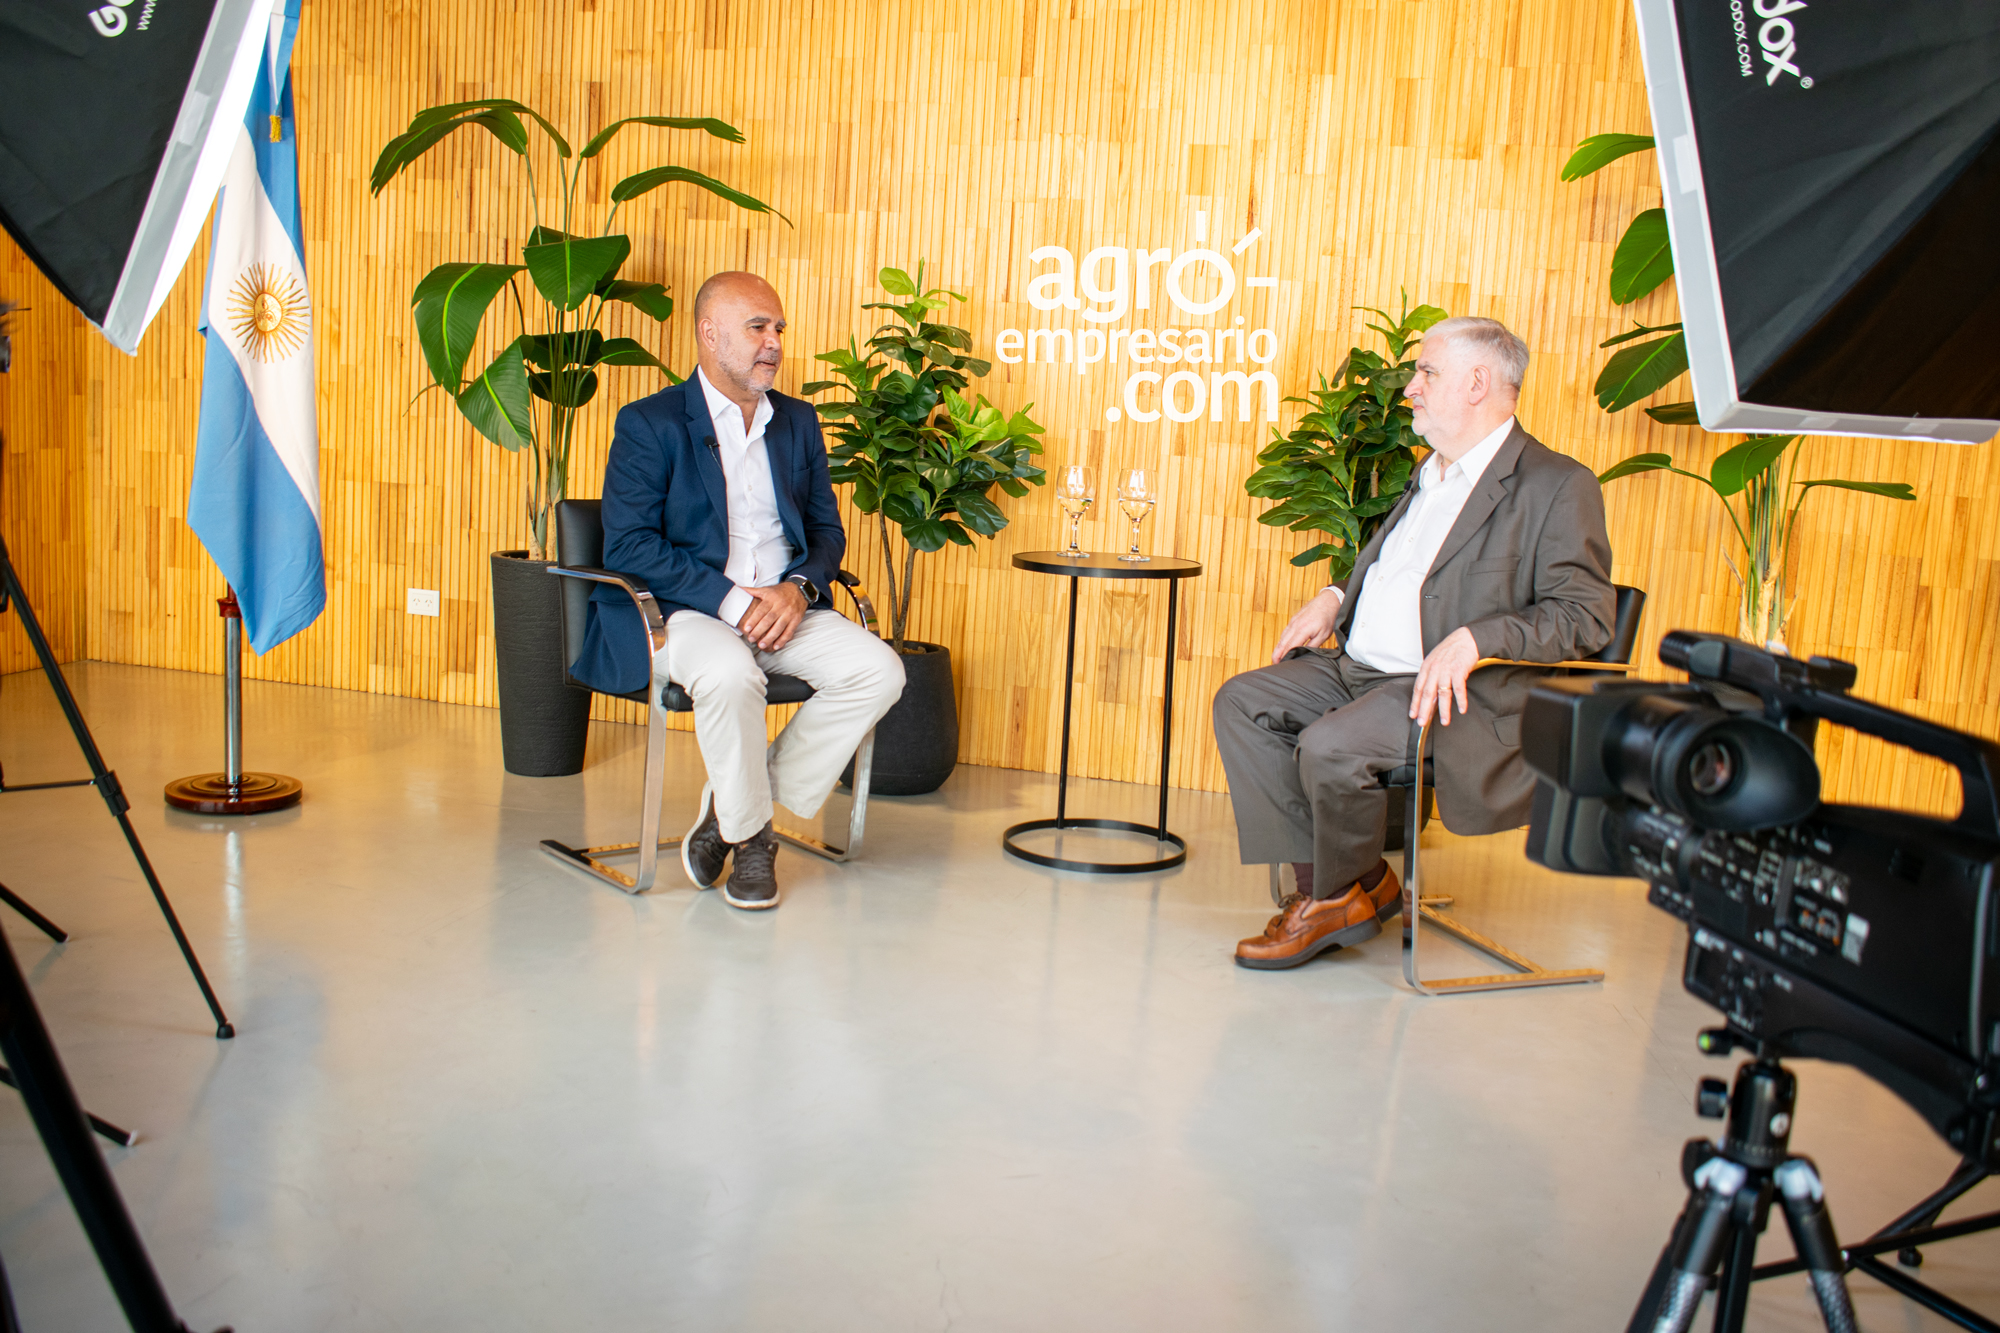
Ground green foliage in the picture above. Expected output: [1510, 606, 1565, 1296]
[1559, 133, 1656, 182]
[372, 98, 779, 558]
[1243, 295, 1446, 582]
[803, 264, 1042, 649]
[1598, 436, 1914, 648]
[1594, 324, 1689, 412]
[1564, 135, 1693, 413]
[1609, 208, 1674, 304]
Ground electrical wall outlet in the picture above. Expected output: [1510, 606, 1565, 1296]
[406, 588, 440, 617]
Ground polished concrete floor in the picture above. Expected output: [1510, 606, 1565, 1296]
[0, 662, 1992, 1332]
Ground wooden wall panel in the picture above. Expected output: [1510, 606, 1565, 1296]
[0, 244, 87, 674]
[57, 0, 1998, 816]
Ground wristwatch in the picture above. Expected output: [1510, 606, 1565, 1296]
[788, 574, 820, 605]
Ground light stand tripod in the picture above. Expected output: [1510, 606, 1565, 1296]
[1630, 1038, 2000, 1333]
[0, 532, 234, 1038]
[0, 921, 224, 1331]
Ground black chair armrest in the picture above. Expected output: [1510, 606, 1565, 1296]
[831, 570, 882, 639]
[548, 564, 668, 656]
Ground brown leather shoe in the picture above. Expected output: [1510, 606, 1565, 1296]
[1234, 883, 1382, 970]
[1368, 863, 1403, 922]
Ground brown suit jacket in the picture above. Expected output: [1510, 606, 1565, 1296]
[1332, 422, 1616, 834]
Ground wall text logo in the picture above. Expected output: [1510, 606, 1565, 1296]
[997, 212, 1286, 427]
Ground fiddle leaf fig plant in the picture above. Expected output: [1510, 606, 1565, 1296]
[804, 264, 1046, 652]
[371, 98, 786, 559]
[1245, 295, 1446, 582]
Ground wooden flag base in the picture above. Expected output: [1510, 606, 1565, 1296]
[164, 771, 302, 815]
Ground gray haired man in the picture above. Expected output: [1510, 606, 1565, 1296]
[1212, 316, 1617, 969]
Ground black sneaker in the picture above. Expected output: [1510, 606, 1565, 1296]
[681, 784, 729, 889]
[722, 822, 780, 910]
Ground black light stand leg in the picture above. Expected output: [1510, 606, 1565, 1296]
[0, 930, 218, 1333]
[0, 539, 233, 1039]
[0, 1249, 22, 1333]
[0, 881, 65, 943]
[0, 1066, 135, 1147]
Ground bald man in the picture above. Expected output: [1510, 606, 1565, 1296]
[572, 273, 904, 909]
[1212, 316, 1616, 969]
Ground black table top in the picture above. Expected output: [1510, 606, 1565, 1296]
[1012, 550, 1203, 579]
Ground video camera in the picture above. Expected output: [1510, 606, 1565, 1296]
[1522, 630, 2000, 1165]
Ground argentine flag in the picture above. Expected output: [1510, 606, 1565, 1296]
[191, 0, 324, 654]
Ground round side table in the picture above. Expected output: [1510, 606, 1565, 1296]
[1003, 550, 1203, 873]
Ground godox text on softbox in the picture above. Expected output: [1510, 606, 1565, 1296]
[1634, 0, 2000, 444]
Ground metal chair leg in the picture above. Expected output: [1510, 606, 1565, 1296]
[541, 676, 681, 894]
[1400, 773, 1604, 996]
[774, 728, 874, 864]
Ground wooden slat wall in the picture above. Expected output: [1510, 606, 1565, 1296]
[22, 0, 2000, 814]
[0, 248, 87, 673]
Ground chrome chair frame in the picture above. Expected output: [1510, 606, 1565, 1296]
[1392, 582, 1646, 996]
[538, 521, 881, 894]
[1397, 655, 1633, 995]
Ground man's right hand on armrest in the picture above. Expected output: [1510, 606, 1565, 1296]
[1271, 586, 1345, 665]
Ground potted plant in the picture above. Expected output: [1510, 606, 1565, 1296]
[370, 98, 782, 776]
[1244, 296, 1446, 581]
[803, 264, 1047, 794]
[1563, 134, 1914, 651]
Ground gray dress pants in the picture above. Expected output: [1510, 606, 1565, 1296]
[1211, 649, 1418, 900]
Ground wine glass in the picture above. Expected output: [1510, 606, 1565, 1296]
[1056, 464, 1094, 557]
[1117, 469, 1156, 562]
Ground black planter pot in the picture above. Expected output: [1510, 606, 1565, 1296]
[846, 640, 958, 796]
[490, 550, 592, 777]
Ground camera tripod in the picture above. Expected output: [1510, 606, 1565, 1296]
[1630, 1040, 2000, 1333]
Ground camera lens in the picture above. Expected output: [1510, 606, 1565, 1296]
[1686, 740, 1738, 797]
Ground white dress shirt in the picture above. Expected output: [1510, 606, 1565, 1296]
[1342, 416, 1516, 674]
[697, 368, 796, 629]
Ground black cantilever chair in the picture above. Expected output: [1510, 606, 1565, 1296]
[1390, 583, 1647, 995]
[538, 499, 879, 894]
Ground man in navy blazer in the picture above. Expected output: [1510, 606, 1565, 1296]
[573, 272, 904, 910]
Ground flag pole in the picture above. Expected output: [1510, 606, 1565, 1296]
[164, 587, 302, 815]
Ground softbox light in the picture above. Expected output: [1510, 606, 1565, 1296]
[0, 0, 276, 354]
[1633, 0, 2000, 444]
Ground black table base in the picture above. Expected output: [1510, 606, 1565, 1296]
[1001, 550, 1203, 876]
[1000, 818, 1189, 874]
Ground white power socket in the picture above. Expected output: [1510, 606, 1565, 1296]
[406, 588, 440, 617]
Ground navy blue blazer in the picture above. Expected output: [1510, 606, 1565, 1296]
[571, 376, 847, 696]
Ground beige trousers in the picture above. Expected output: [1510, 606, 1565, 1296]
[657, 608, 905, 844]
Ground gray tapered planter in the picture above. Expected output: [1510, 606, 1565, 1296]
[490, 550, 591, 776]
[845, 640, 958, 795]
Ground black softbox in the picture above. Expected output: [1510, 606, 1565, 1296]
[0, 0, 274, 353]
[1635, 0, 2000, 444]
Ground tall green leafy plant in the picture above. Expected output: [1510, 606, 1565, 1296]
[1564, 133, 1915, 650]
[1244, 297, 1446, 582]
[370, 98, 786, 559]
[804, 265, 1046, 652]
[1599, 437, 1913, 651]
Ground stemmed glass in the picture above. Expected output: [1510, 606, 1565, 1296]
[1117, 469, 1156, 562]
[1057, 464, 1094, 558]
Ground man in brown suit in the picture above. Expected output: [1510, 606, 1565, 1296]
[1212, 316, 1616, 969]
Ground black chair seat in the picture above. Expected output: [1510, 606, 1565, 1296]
[600, 675, 818, 712]
[1383, 761, 1429, 788]
[661, 673, 814, 712]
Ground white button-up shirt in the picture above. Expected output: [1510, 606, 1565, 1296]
[696, 368, 795, 630]
[1342, 416, 1515, 674]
